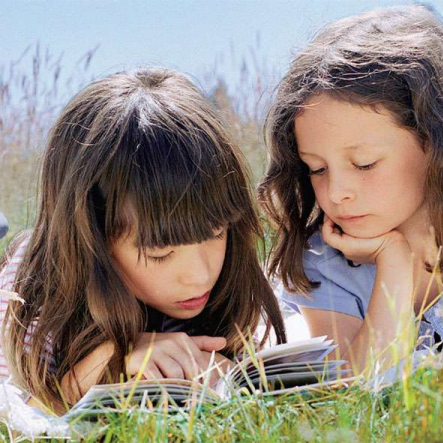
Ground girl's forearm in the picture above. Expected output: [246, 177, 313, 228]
[60, 341, 115, 404]
[341, 249, 414, 373]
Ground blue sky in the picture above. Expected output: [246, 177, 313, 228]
[1, 0, 440, 96]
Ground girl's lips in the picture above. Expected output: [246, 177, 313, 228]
[177, 291, 210, 310]
[337, 215, 367, 221]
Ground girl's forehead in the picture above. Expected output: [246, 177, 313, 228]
[297, 93, 393, 120]
[294, 94, 419, 155]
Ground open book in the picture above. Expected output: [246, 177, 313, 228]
[66, 336, 352, 418]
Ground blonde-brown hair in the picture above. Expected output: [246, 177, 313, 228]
[3, 68, 286, 404]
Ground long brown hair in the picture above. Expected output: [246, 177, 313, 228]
[2, 68, 286, 403]
[258, 4, 443, 294]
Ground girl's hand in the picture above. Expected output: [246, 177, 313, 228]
[126, 332, 228, 385]
[322, 214, 412, 265]
[200, 351, 235, 384]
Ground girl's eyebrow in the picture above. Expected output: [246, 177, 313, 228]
[342, 144, 363, 150]
[299, 143, 371, 156]
[298, 151, 319, 157]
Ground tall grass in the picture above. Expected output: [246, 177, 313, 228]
[3, 364, 443, 441]
[71, 369, 443, 442]
[203, 34, 281, 185]
[0, 44, 98, 254]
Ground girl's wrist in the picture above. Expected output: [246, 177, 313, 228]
[375, 239, 412, 266]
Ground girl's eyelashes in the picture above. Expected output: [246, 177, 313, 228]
[146, 229, 226, 264]
[308, 167, 326, 176]
[354, 161, 377, 171]
[308, 161, 378, 175]
[147, 251, 173, 263]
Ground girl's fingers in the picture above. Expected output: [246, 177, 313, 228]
[322, 222, 357, 255]
[156, 334, 208, 380]
[129, 333, 228, 382]
[199, 352, 234, 385]
[190, 335, 227, 352]
[143, 365, 164, 380]
[173, 337, 209, 379]
[171, 335, 227, 381]
[213, 353, 234, 372]
[154, 355, 185, 379]
[322, 214, 337, 236]
[322, 216, 342, 247]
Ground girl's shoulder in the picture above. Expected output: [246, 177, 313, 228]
[280, 230, 377, 319]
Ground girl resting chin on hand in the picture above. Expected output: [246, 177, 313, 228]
[259, 5, 443, 374]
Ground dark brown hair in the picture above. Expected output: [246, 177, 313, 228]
[3, 68, 286, 404]
[258, 4, 443, 293]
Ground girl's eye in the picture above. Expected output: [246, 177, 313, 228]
[308, 167, 326, 176]
[147, 252, 173, 263]
[146, 230, 226, 264]
[309, 162, 378, 175]
[354, 161, 377, 171]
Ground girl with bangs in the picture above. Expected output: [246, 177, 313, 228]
[0, 67, 286, 411]
[259, 5, 443, 373]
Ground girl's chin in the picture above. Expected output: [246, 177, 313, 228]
[326, 214, 396, 239]
[340, 226, 391, 239]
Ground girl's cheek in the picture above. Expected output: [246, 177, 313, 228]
[311, 181, 327, 207]
[313, 187, 335, 221]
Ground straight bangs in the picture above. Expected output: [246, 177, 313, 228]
[96, 108, 247, 252]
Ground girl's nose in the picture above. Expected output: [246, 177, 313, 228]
[327, 173, 355, 204]
[178, 245, 212, 287]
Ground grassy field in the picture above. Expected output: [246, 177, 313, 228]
[2, 363, 443, 442]
[1, 46, 443, 442]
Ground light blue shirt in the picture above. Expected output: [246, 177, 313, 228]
[281, 231, 443, 349]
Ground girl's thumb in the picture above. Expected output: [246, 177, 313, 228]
[191, 336, 227, 351]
